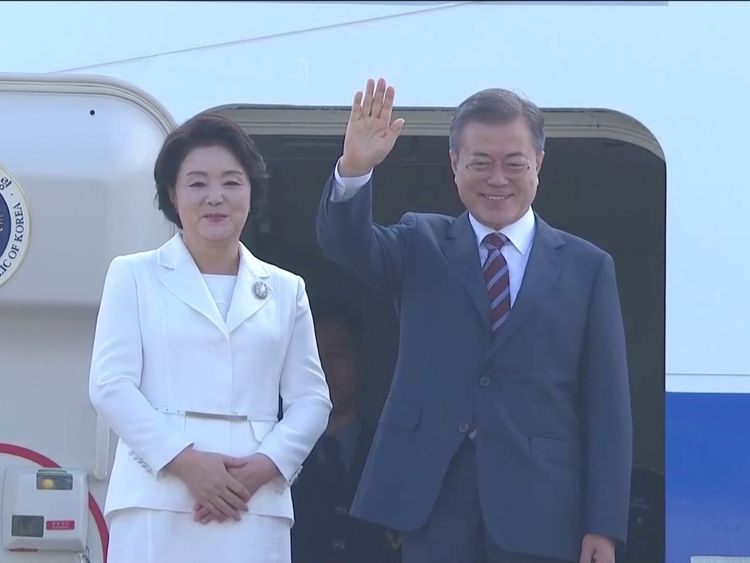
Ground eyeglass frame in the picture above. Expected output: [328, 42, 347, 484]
[462, 156, 534, 179]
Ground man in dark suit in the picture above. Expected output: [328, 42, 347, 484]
[291, 298, 402, 563]
[315, 78, 632, 563]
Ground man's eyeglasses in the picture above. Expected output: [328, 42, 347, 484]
[463, 158, 531, 179]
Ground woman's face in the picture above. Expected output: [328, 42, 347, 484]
[171, 145, 251, 246]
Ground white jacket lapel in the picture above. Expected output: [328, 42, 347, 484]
[156, 234, 229, 337]
[225, 244, 273, 333]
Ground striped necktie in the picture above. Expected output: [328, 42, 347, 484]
[483, 233, 511, 332]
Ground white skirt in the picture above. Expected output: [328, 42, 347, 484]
[107, 508, 291, 563]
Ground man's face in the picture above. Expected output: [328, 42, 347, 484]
[316, 319, 359, 410]
[450, 118, 544, 230]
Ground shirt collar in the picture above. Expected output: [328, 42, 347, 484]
[468, 206, 536, 255]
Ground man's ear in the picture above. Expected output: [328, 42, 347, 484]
[535, 150, 545, 173]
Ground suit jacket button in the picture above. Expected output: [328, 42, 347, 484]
[458, 422, 470, 434]
[334, 503, 348, 516]
[479, 376, 491, 388]
[332, 539, 346, 551]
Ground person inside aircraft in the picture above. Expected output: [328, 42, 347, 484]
[291, 297, 401, 563]
[89, 111, 331, 563]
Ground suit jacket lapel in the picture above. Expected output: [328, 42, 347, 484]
[156, 234, 229, 337]
[493, 215, 564, 349]
[225, 244, 273, 333]
[442, 212, 491, 332]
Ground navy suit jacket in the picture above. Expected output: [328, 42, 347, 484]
[316, 178, 632, 561]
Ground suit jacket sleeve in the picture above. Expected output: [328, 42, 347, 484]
[581, 253, 633, 542]
[255, 276, 332, 485]
[89, 256, 193, 474]
[317, 174, 415, 297]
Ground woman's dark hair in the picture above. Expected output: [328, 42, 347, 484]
[154, 112, 269, 228]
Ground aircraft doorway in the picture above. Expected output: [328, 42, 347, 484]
[217, 105, 665, 561]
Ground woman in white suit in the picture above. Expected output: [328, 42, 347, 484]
[89, 113, 332, 562]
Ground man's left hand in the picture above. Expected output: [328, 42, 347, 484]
[579, 533, 615, 563]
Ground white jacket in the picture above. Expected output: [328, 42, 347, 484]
[89, 234, 331, 521]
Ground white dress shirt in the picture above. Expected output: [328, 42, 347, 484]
[331, 159, 536, 306]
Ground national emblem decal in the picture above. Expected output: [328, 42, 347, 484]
[0, 163, 31, 286]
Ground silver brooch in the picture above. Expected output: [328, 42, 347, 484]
[253, 280, 269, 299]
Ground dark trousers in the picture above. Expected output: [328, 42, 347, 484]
[401, 440, 573, 563]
